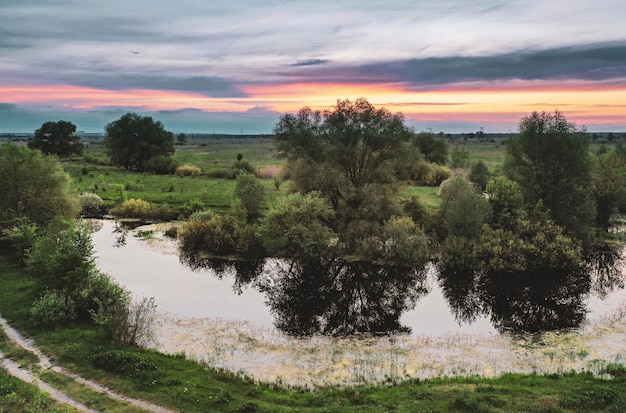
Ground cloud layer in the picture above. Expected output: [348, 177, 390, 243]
[1, 0, 625, 132]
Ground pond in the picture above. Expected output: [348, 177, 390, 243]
[92, 219, 626, 388]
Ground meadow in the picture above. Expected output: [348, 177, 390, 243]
[63, 136, 519, 216]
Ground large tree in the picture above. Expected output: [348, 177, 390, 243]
[504, 110, 595, 244]
[274, 98, 414, 243]
[104, 113, 175, 171]
[0, 143, 78, 228]
[28, 120, 84, 156]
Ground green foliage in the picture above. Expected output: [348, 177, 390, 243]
[469, 161, 489, 191]
[412, 132, 449, 165]
[438, 176, 491, 239]
[257, 192, 336, 260]
[143, 154, 179, 174]
[104, 112, 175, 171]
[479, 214, 582, 272]
[593, 147, 626, 228]
[26, 219, 96, 297]
[181, 199, 205, 218]
[178, 211, 239, 255]
[175, 164, 202, 177]
[91, 349, 157, 377]
[440, 235, 481, 270]
[94, 297, 157, 345]
[275, 98, 412, 239]
[449, 146, 471, 169]
[79, 192, 104, 216]
[109, 198, 177, 221]
[372, 215, 429, 267]
[505, 110, 595, 244]
[28, 120, 84, 156]
[402, 195, 430, 227]
[231, 159, 258, 178]
[81, 271, 129, 319]
[411, 161, 452, 186]
[0, 217, 38, 265]
[109, 198, 153, 219]
[0, 143, 79, 228]
[485, 176, 525, 230]
[233, 170, 266, 223]
[29, 290, 77, 327]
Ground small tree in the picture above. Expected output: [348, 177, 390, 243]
[104, 113, 175, 171]
[29, 120, 84, 157]
[233, 170, 266, 223]
[469, 161, 489, 191]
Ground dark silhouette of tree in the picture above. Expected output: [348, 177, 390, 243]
[28, 120, 84, 156]
[104, 113, 174, 171]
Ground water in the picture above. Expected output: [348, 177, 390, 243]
[92, 219, 626, 387]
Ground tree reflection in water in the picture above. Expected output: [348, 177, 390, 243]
[180, 254, 429, 336]
[179, 246, 623, 336]
[258, 260, 429, 336]
[438, 244, 624, 334]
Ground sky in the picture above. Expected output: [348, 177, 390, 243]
[1, 0, 625, 134]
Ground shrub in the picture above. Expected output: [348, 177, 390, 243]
[0, 217, 38, 265]
[181, 199, 205, 218]
[26, 219, 96, 296]
[91, 349, 157, 377]
[80, 271, 129, 321]
[178, 212, 239, 255]
[79, 192, 104, 216]
[175, 164, 202, 177]
[411, 161, 452, 186]
[230, 160, 257, 178]
[206, 168, 231, 179]
[90, 293, 157, 346]
[30, 290, 77, 326]
[109, 198, 153, 219]
[143, 155, 179, 174]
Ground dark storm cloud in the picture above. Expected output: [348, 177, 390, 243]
[290, 59, 330, 67]
[285, 43, 626, 87]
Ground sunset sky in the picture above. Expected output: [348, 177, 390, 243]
[1, 0, 625, 134]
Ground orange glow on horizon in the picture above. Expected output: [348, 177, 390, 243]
[2, 80, 625, 129]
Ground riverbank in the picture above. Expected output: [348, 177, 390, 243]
[2, 253, 626, 412]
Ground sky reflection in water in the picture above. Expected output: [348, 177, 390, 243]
[92, 220, 626, 386]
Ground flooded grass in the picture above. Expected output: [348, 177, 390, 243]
[151, 305, 626, 389]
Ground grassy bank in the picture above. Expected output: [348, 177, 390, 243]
[1, 254, 626, 412]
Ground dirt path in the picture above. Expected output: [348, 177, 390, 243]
[0, 315, 176, 413]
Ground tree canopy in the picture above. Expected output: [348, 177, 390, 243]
[104, 113, 175, 172]
[28, 120, 84, 156]
[0, 143, 78, 229]
[504, 110, 595, 244]
[412, 132, 448, 165]
[274, 98, 417, 253]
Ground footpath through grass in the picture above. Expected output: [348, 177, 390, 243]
[2, 254, 626, 412]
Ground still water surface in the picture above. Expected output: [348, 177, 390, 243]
[92, 220, 626, 387]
